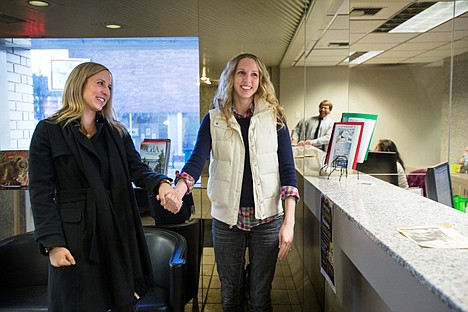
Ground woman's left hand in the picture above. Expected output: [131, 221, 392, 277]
[277, 221, 294, 261]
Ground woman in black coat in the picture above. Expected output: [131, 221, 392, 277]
[28, 62, 180, 311]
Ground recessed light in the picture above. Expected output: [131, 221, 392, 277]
[28, 1, 50, 7]
[390, 1, 468, 33]
[106, 24, 122, 29]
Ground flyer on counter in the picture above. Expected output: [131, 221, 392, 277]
[397, 224, 468, 249]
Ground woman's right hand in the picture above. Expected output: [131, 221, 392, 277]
[49, 247, 76, 267]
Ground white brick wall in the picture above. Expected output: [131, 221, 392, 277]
[6, 45, 35, 150]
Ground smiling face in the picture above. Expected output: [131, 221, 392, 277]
[233, 57, 260, 105]
[318, 103, 331, 118]
[82, 70, 112, 114]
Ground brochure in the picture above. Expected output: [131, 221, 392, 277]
[324, 122, 364, 170]
[397, 224, 468, 249]
[341, 112, 378, 163]
[140, 139, 171, 175]
[320, 193, 336, 293]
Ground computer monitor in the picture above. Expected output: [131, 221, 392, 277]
[425, 162, 454, 208]
[355, 151, 398, 186]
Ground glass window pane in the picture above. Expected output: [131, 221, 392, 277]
[28, 37, 199, 177]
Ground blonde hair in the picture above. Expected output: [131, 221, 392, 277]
[212, 53, 286, 128]
[319, 99, 333, 111]
[48, 62, 126, 136]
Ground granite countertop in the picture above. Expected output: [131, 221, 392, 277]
[305, 172, 468, 311]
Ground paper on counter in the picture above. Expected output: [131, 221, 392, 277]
[397, 224, 468, 249]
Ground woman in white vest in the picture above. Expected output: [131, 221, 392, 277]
[163, 53, 299, 311]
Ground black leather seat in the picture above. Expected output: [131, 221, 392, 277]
[153, 218, 204, 309]
[136, 227, 187, 312]
[0, 231, 48, 311]
[0, 228, 187, 312]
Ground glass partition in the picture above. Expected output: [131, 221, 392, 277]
[292, 0, 466, 310]
[348, 0, 465, 171]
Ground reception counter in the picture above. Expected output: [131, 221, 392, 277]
[295, 165, 468, 312]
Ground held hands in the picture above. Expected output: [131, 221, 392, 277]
[157, 181, 185, 214]
[49, 247, 76, 267]
[297, 139, 313, 146]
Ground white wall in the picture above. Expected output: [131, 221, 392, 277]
[280, 65, 445, 169]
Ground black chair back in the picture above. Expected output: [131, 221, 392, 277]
[0, 232, 48, 311]
[136, 227, 187, 312]
[155, 218, 203, 305]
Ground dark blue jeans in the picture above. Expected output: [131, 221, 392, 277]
[212, 217, 282, 312]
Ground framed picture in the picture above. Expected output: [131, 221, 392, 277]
[0, 150, 29, 187]
[51, 58, 89, 90]
[324, 122, 364, 170]
[341, 112, 378, 163]
[140, 139, 171, 175]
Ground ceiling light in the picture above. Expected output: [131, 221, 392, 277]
[28, 1, 50, 7]
[390, 1, 468, 33]
[374, 2, 434, 33]
[349, 51, 384, 65]
[106, 24, 122, 29]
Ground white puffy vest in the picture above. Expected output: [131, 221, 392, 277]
[208, 102, 282, 226]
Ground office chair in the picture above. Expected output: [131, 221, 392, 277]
[136, 227, 187, 312]
[0, 231, 49, 311]
[407, 168, 427, 196]
[152, 218, 204, 310]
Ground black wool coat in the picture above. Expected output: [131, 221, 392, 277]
[29, 118, 168, 311]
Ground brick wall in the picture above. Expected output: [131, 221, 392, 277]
[5, 39, 35, 150]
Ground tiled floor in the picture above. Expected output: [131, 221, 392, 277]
[185, 247, 302, 312]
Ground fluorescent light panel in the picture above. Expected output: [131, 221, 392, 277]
[390, 1, 468, 33]
[349, 51, 384, 65]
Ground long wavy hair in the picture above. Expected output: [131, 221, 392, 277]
[48, 62, 126, 136]
[212, 53, 286, 128]
[376, 139, 405, 170]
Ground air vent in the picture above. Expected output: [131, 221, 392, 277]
[373, 2, 435, 33]
[0, 13, 27, 24]
[328, 42, 349, 48]
[350, 7, 383, 17]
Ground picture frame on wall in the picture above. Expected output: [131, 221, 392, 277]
[0, 150, 29, 188]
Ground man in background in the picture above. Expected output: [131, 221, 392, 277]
[291, 99, 334, 151]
